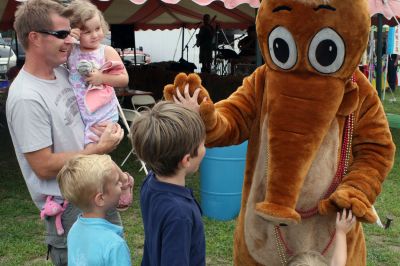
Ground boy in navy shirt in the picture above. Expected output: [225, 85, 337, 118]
[130, 101, 206, 266]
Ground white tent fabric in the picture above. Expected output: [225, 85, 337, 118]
[0, 0, 260, 31]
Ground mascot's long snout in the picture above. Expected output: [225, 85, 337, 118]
[255, 71, 345, 224]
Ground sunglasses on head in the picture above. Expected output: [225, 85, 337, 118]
[36, 30, 71, 39]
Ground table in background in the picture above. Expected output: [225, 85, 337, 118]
[114, 87, 153, 109]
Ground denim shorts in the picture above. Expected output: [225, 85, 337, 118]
[44, 203, 121, 266]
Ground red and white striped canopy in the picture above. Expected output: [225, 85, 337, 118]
[369, 0, 400, 26]
[0, 0, 260, 31]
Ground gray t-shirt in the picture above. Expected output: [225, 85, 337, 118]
[6, 66, 84, 209]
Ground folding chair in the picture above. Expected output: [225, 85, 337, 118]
[131, 94, 155, 111]
[117, 104, 148, 174]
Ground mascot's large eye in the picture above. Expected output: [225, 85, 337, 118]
[308, 28, 345, 74]
[268, 26, 297, 70]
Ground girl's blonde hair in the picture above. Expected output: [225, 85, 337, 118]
[57, 154, 114, 211]
[63, 0, 109, 33]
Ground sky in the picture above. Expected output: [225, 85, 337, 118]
[133, 29, 242, 72]
[136, 29, 199, 64]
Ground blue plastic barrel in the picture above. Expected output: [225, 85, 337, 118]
[200, 141, 247, 221]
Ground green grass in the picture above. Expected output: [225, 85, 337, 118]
[1, 124, 399, 265]
[382, 87, 400, 114]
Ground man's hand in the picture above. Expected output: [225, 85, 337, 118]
[90, 122, 124, 154]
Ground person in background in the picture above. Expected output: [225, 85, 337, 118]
[57, 154, 132, 266]
[387, 53, 400, 92]
[230, 25, 257, 75]
[196, 14, 215, 73]
[6, 1, 124, 264]
[238, 25, 256, 58]
[130, 101, 206, 266]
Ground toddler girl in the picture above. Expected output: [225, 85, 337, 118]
[64, 0, 132, 211]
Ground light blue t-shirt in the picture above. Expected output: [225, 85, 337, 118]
[68, 216, 131, 266]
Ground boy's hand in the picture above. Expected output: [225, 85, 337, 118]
[164, 72, 211, 113]
[174, 85, 204, 114]
[336, 209, 356, 234]
[85, 69, 103, 86]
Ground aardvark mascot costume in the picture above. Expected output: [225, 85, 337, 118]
[164, 0, 395, 265]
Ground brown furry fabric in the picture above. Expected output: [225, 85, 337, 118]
[163, 0, 395, 265]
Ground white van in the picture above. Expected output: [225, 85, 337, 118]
[0, 45, 17, 79]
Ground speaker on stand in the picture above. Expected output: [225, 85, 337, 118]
[110, 24, 135, 50]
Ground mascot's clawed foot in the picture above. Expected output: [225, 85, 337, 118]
[255, 202, 301, 225]
[318, 185, 377, 223]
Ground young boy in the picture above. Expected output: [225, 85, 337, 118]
[130, 101, 206, 266]
[57, 154, 132, 266]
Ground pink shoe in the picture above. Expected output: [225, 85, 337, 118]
[117, 172, 134, 211]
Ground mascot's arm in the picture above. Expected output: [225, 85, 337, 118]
[164, 67, 265, 147]
[201, 69, 261, 146]
[320, 75, 395, 223]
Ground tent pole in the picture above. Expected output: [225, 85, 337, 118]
[133, 25, 137, 66]
[376, 14, 383, 99]
[181, 26, 185, 59]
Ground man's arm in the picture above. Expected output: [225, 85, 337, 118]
[25, 123, 123, 179]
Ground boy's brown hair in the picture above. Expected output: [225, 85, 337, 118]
[130, 101, 206, 177]
[14, 0, 66, 49]
[57, 154, 114, 211]
[63, 0, 109, 33]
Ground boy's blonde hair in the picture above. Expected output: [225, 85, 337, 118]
[287, 251, 328, 266]
[130, 101, 206, 177]
[63, 0, 109, 34]
[14, 0, 66, 49]
[57, 154, 114, 211]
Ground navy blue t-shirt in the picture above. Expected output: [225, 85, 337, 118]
[140, 171, 205, 266]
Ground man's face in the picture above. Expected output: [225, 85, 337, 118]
[36, 13, 73, 67]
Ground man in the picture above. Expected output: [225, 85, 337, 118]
[387, 53, 399, 92]
[196, 14, 215, 73]
[6, 1, 124, 265]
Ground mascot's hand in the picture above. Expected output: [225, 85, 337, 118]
[164, 72, 210, 105]
[318, 185, 377, 223]
[163, 73, 217, 129]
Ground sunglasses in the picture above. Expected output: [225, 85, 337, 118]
[36, 30, 71, 39]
